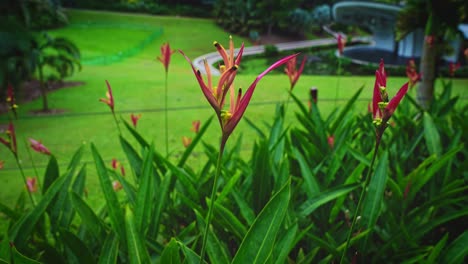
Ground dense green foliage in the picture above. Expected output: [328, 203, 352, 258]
[0, 75, 466, 262]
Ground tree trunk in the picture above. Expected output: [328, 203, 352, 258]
[417, 39, 437, 109]
[38, 65, 49, 111]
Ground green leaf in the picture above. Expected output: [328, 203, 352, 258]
[409, 145, 463, 200]
[122, 119, 150, 148]
[98, 232, 119, 264]
[212, 201, 247, 240]
[423, 112, 441, 157]
[361, 151, 389, 232]
[160, 238, 181, 264]
[60, 229, 96, 264]
[330, 87, 363, 134]
[251, 140, 273, 213]
[9, 175, 68, 247]
[135, 146, 154, 234]
[0, 234, 11, 262]
[299, 183, 360, 217]
[232, 180, 290, 264]
[11, 245, 41, 263]
[69, 191, 107, 242]
[91, 143, 126, 241]
[119, 136, 143, 179]
[148, 171, 173, 237]
[441, 231, 468, 264]
[273, 224, 298, 264]
[427, 233, 448, 263]
[60, 164, 87, 227]
[292, 147, 320, 197]
[43, 155, 59, 194]
[125, 205, 151, 264]
[177, 241, 207, 264]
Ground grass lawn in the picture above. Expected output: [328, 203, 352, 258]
[1, 9, 467, 233]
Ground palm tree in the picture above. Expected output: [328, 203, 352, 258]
[32, 32, 81, 111]
[397, 0, 467, 109]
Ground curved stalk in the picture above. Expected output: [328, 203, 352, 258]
[199, 140, 226, 264]
[340, 139, 381, 263]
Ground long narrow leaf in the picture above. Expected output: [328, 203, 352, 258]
[423, 112, 441, 157]
[9, 175, 67, 247]
[91, 143, 126, 241]
[60, 229, 96, 264]
[195, 211, 231, 264]
[299, 183, 359, 217]
[361, 151, 389, 232]
[440, 231, 468, 264]
[125, 205, 151, 264]
[70, 191, 107, 241]
[232, 180, 290, 264]
[98, 232, 119, 264]
[135, 146, 155, 234]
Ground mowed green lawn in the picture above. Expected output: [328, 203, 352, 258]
[1, 9, 467, 232]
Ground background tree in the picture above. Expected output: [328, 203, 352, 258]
[397, 0, 468, 109]
[31, 33, 81, 111]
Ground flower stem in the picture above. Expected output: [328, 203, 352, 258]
[164, 71, 169, 157]
[340, 139, 381, 263]
[335, 57, 342, 107]
[199, 140, 225, 264]
[15, 156, 36, 206]
[112, 112, 122, 136]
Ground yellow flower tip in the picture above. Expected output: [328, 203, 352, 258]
[233, 65, 239, 70]
[220, 65, 226, 73]
[378, 102, 388, 108]
[213, 41, 220, 47]
[229, 35, 232, 40]
[12, 104, 18, 109]
[379, 86, 386, 92]
[221, 110, 232, 125]
[6, 98, 11, 102]
[373, 118, 383, 127]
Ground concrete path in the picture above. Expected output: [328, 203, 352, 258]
[192, 36, 372, 76]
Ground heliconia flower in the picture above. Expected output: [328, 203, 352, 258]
[0, 160, 4, 169]
[180, 37, 298, 144]
[0, 122, 17, 155]
[130, 113, 142, 128]
[99, 80, 114, 113]
[6, 84, 18, 118]
[112, 180, 123, 191]
[464, 48, 468, 59]
[157, 42, 176, 73]
[425, 35, 434, 47]
[191, 120, 200, 133]
[406, 59, 421, 88]
[337, 34, 346, 56]
[29, 138, 51, 155]
[182, 136, 192, 148]
[372, 60, 409, 138]
[449, 62, 460, 77]
[111, 158, 118, 169]
[26, 177, 38, 193]
[327, 135, 335, 149]
[111, 158, 125, 176]
[284, 55, 307, 91]
[308, 87, 318, 111]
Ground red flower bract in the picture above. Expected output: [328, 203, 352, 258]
[158, 42, 175, 73]
[0, 122, 17, 155]
[131, 113, 142, 128]
[372, 59, 409, 131]
[180, 37, 298, 143]
[99, 80, 114, 112]
[284, 55, 307, 91]
[337, 34, 346, 55]
[29, 138, 51, 155]
[406, 59, 421, 88]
